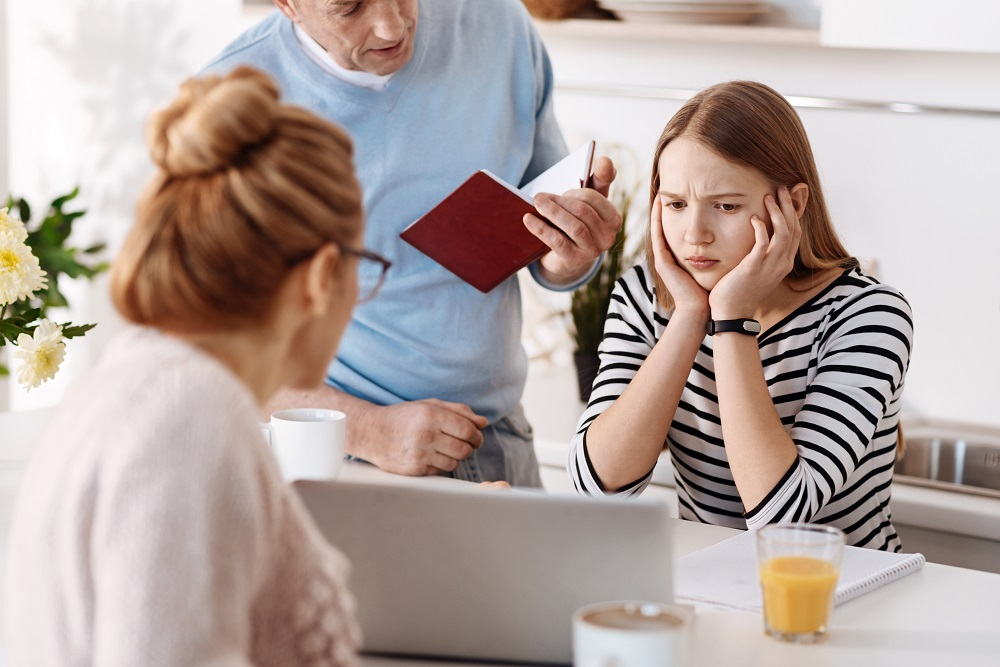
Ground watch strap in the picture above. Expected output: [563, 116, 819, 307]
[708, 318, 762, 336]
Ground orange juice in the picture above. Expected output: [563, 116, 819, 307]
[759, 555, 839, 635]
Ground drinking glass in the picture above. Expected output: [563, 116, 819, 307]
[756, 523, 846, 643]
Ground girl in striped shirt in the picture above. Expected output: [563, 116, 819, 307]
[568, 81, 912, 551]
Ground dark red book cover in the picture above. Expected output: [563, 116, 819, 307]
[400, 171, 548, 293]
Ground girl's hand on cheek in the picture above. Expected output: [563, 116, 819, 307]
[650, 198, 709, 317]
[710, 188, 801, 319]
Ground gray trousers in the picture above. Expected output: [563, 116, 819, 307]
[448, 404, 543, 488]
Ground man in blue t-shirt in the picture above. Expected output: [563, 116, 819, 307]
[205, 0, 621, 486]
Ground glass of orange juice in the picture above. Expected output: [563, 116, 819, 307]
[756, 523, 846, 643]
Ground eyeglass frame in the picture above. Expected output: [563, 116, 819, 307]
[338, 245, 392, 304]
[287, 243, 392, 305]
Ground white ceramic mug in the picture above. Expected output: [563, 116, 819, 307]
[572, 601, 691, 667]
[262, 408, 346, 482]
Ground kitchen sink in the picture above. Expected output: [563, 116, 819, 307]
[894, 420, 1000, 499]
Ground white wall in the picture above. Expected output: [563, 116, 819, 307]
[536, 29, 1000, 429]
[2, 0, 244, 410]
[0, 0, 8, 201]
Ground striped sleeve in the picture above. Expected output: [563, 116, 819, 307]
[568, 265, 661, 496]
[744, 285, 913, 532]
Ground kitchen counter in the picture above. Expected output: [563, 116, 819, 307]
[536, 436, 1000, 543]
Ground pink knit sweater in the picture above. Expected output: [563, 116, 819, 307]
[4, 327, 360, 666]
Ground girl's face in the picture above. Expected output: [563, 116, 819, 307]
[656, 137, 776, 292]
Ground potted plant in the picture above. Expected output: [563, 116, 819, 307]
[569, 174, 640, 403]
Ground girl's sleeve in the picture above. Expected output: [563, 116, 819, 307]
[568, 264, 664, 496]
[743, 286, 914, 530]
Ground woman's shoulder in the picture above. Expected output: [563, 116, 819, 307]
[51, 327, 264, 473]
[824, 266, 912, 318]
[611, 263, 662, 311]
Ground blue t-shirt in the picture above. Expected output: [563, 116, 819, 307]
[205, 0, 569, 422]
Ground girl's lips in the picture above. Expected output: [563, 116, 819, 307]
[686, 257, 719, 270]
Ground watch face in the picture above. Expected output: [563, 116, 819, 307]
[743, 320, 762, 334]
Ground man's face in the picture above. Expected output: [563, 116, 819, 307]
[277, 0, 418, 76]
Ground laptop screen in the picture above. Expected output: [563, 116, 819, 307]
[293, 479, 674, 665]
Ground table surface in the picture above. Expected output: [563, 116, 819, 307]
[336, 464, 1000, 667]
[3, 409, 1000, 667]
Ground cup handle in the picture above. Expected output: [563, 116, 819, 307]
[260, 423, 273, 447]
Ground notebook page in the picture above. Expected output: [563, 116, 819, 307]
[675, 529, 926, 614]
[520, 141, 595, 198]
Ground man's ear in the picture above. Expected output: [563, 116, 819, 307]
[272, 0, 301, 22]
[301, 243, 340, 317]
[789, 183, 810, 218]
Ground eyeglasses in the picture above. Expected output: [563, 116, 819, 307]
[339, 245, 392, 304]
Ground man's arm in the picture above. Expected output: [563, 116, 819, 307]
[265, 385, 487, 477]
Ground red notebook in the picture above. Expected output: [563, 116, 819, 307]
[400, 142, 595, 293]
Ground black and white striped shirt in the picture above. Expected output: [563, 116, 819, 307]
[568, 264, 913, 551]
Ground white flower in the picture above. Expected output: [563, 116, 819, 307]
[12, 319, 66, 390]
[0, 207, 28, 243]
[0, 230, 47, 306]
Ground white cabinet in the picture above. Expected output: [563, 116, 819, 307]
[821, 0, 1000, 54]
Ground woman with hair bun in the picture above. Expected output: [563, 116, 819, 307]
[4, 66, 387, 666]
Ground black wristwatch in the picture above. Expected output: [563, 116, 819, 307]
[707, 318, 762, 336]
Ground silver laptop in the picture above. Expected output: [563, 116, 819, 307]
[293, 478, 673, 665]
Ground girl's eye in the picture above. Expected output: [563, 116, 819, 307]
[665, 200, 686, 211]
[718, 203, 740, 212]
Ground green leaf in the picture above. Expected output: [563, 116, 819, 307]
[0, 363, 9, 377]
[61, 322, 97, 338]
[16, 197, 31, 223]
[50, 186, 80, 211]
[0, 318, 34, 344]
[3, 186, 108, 328]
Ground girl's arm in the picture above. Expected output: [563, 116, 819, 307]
[708, 188, 803, 510]
[712, 331, 798, 510]
[569, 200, 709, 493]
[711, 190, 912, 522]
[581, 308, 706, 492]
[718, 285, 912, 525]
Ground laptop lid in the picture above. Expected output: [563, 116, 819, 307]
[293, 479, 673, 665]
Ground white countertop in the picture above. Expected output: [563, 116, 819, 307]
[3, 408, 1000, 666]
[337, 464, 1000, 667]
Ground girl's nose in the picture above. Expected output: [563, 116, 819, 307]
[684, 208, 713, 245]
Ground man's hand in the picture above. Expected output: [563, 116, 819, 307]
[352, 398, 487, 476]
[524, 155, 623, 286]
[265, 387, 487, 477]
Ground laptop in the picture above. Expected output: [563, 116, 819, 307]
[293, 478, 673, 665]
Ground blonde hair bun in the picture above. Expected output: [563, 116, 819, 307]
[147, 66, 280, 177]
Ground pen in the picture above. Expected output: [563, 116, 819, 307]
[579, 140, 596, 189]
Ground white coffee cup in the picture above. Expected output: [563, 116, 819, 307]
[573, 601, 692, 667]
[262, 408, 346, 482]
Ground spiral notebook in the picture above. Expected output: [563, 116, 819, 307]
[675, 529, 926, 613]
